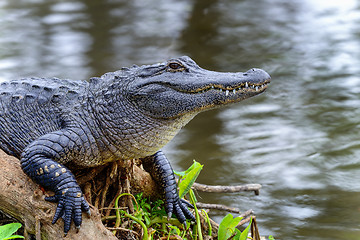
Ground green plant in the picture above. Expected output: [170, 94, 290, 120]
[113, 193, 149, 240]
[108, 160, 259, 240]
[218, 214, 252, 240]
[0, 223, 24, 240]
[175, 160, 204, 240]
[174, 160, 203, 199]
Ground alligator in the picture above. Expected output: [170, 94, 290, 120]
[0, 56, 270, 235]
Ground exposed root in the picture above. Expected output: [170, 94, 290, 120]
[73, 159, 259, 239]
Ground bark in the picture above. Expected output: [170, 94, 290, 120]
[0, 149, 155, 240]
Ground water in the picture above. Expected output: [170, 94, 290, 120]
[1, 0, 360, 239]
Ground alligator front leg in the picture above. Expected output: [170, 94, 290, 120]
[142, 151, 195, 225]
[20, 130, 90, 235]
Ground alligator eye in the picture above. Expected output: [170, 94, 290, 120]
[167, 62, 185, 72]
[169, 62, 182, 69]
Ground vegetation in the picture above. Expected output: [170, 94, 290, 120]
[104, 160, 259, 240]
[218, 214, 251, 240]
[0, 223, 24, 240]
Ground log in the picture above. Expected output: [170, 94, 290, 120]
[0, 149, 117, 240]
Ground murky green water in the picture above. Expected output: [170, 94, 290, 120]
[1, 0, 359, 239]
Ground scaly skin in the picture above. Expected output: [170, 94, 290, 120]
[0, 56, 270, 235]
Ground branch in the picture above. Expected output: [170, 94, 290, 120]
[196, 203, 254, 218]
[192, 182, 261, 195]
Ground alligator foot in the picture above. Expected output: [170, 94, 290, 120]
[45, 189, 90, 235]
[142, 151, 195, 225]
[21, 134, 91, 235]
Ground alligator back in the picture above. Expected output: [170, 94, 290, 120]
[0, 77, 87, 158]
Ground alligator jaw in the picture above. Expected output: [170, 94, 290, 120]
[168, 68, 271, 108]
[191, 80, 270, 95]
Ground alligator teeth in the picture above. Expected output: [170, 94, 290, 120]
[197, 82, 267, 95]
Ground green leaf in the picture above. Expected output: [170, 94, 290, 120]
[174, 160, 199, 177]
[0, 223, 23, 239]
[239, 218, 252, 240]
[233, 229, 242, 240]
[177, 160, 203, 199]
[218, 214, 243, 240]
[143, 203, 151, 211]
[173, 169, 186, 177]
[144, 215, 151, 226]
[218, 214, 233, 240]
[228, 216, 242, 229]
[168, 225, 181, 236]
[4, 235, 25, 240]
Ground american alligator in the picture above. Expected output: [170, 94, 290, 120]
[0, 56, 270, 235]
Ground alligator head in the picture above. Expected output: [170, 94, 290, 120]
[125, 56, 271, 119]
[91, 56, 271, 158]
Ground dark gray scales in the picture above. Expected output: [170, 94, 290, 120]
[0, 78, 85, 158]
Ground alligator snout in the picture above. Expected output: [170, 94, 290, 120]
[243, 68, 271, 81]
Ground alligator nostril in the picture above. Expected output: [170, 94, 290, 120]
[245, 68, 257, 74]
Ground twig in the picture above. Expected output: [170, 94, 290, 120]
[240, 209, 254, 218]
[196, 203, 254, 219]
[192, 183, 261, 195]
[196, 204, 254, 223]
[250, 216, 261, 240]
[196, 202, 241, 213]
[237, 216, 251, 227]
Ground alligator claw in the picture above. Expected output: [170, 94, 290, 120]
[167, 212, 172, 221]
[165, 195, 195, 225]
[81, 198, 91, 217]
[180, 199, 194, 209]
[45, 187, 88, 235]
